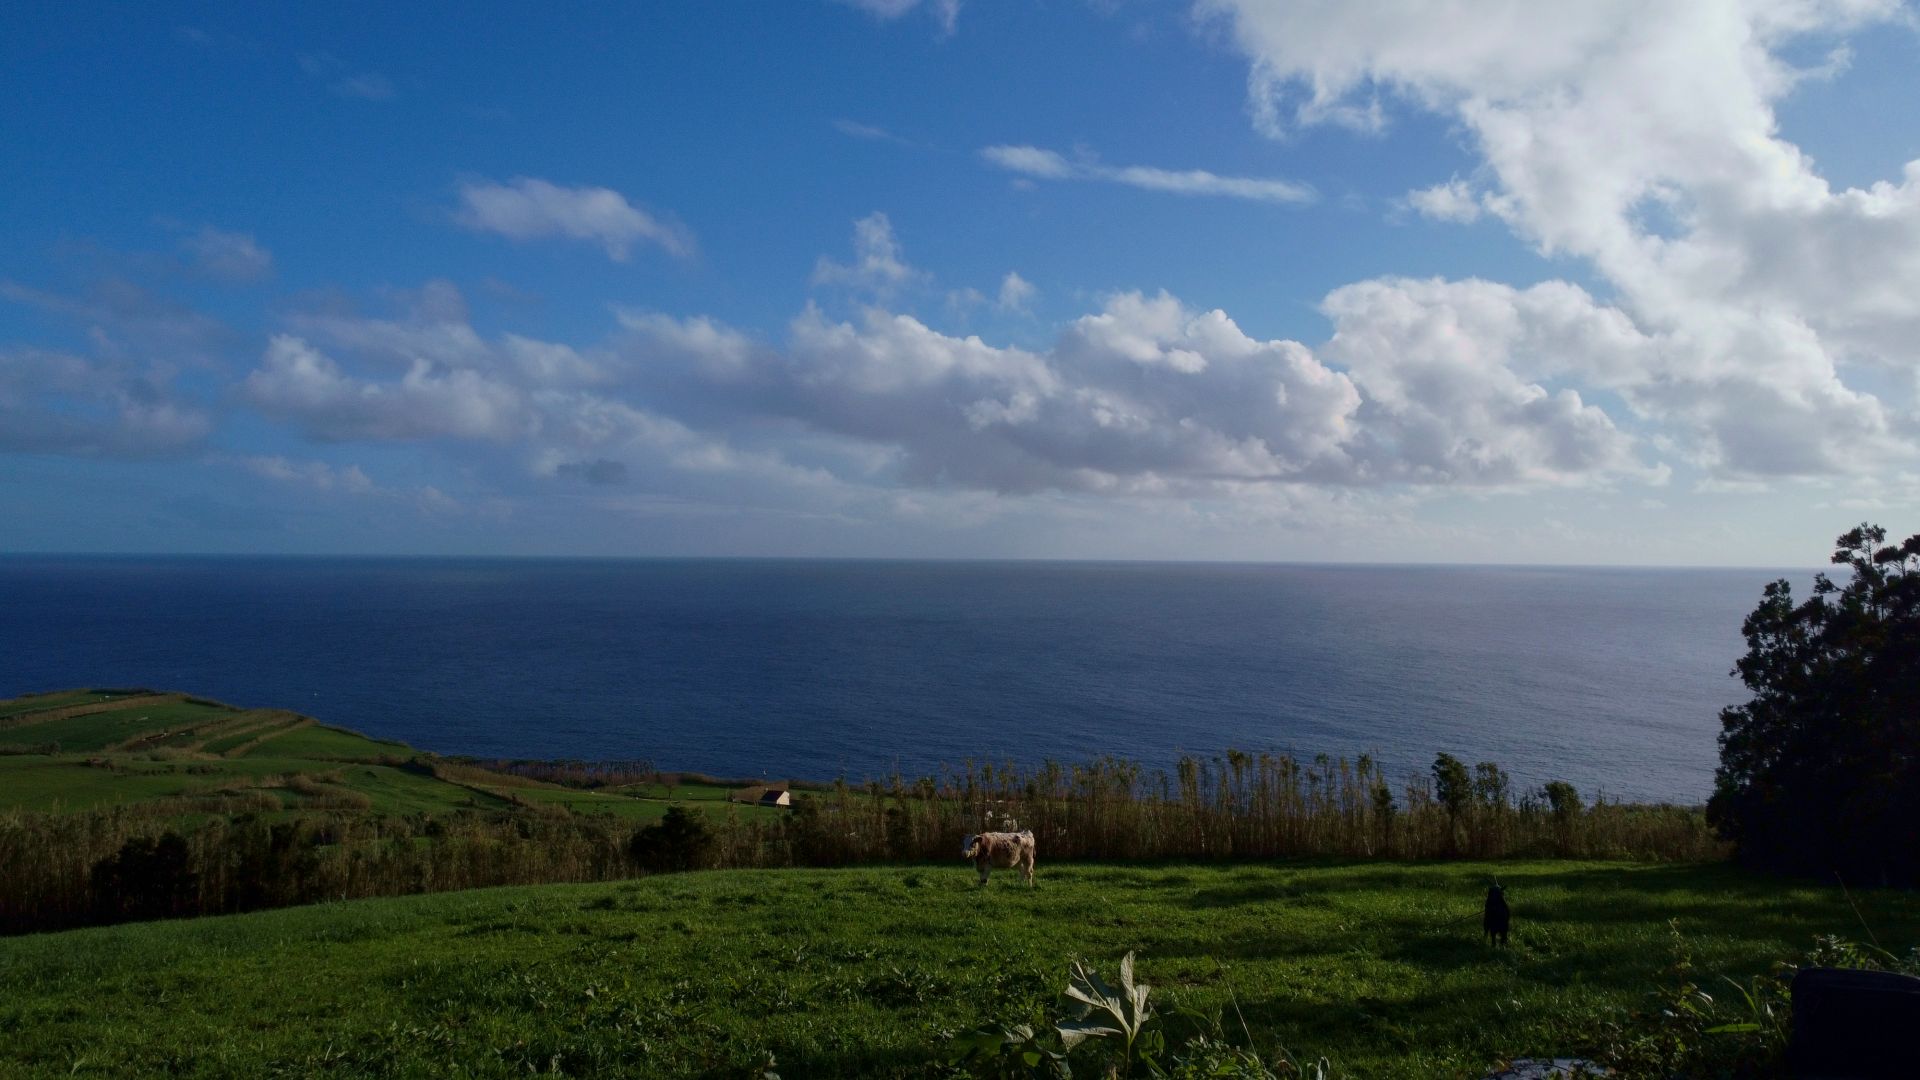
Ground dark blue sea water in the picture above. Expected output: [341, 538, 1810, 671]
[0, 557, 1799, 803]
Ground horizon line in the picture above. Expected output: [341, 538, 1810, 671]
[0, 550, 1827, 573]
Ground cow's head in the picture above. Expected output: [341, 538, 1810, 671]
[961, 834, 980, 859]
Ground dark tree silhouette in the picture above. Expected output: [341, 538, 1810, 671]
[1708, 524, 1920, 883]
[91, 832, 199, 921]
[629, 806, 713, 873]
[1541, 781, 1582, 820]
[1432, 753, 1471, 853]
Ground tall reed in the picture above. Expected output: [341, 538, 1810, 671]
[0, 751, 1722, 936]
[742, 752, 1720, 868]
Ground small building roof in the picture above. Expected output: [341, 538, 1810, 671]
[730, 782, 792, 805]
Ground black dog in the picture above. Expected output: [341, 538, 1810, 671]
[1483, 883, 1511, 946]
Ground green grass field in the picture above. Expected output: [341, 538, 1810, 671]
[0, 689, 760, 824]
[2, 689, 1908, 1077]
[0, 859, 1909, 1078]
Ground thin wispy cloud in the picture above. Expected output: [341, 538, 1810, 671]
[297, 53, 394, 100]
[981, 145, 1075, 179]
[234, 454, 459, 513]
[177, 226, 274, 282]
[0, 346, 212, 458]
[330, 72, 394, 100]
[833, 119, 910, 145]
[980, 144, 1315, 205]
[455, 178, 695, 261]
[0, 278, 236, 359]
[239, 455, 376, 494]
[833, 0, 961, 35]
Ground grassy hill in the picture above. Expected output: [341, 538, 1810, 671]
[0, 688, 764, 822]
[2, 859, 1913, 1078]
[1, 689, 1909, 1076]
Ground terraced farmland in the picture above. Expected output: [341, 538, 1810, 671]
[0, 688, 754, 822]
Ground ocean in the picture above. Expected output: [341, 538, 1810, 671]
[0, 556, 1798, 803]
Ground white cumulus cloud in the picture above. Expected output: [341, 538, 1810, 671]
[1404, 178, 1484, 223]
[997, 272, 1037, 313]
[1199, 0, 1920, 480]
[620, 285, 1654, 494]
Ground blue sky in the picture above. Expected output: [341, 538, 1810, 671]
[4, 1, 1919, 563]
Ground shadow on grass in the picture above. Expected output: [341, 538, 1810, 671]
[1188, 862, 1914, 930]
[714, 1042, 937, 1080]
[1229, 983, 1578, 1072]
[1187, 882, 1332, 909]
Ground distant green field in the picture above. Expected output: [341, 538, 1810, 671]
[0, 753, 509, 816]
[0, 690, 758, 824]
[327, 762, 519, 814]
[244, 721, 408, 761]
[0, 755, 203, 812]
[501, 783, 785, 822]
[1, 859, 1908, 1078]
[617, 780, 739, 801]
[0, 690, 116, 721]
[6, 698, 235, 752]
[195, 712, 306, 756]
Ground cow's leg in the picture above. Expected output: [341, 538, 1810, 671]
[977, 861, 989, 887]
[1024, 854, 1035, 887]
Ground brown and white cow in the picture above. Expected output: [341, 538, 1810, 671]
[961, 830, 1036, 887]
